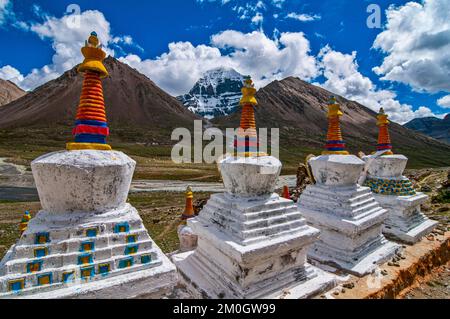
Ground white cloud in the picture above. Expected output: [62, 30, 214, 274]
[286, 12, 321, 22]
[0, 9, 143, 91]
[318, 46, 439, 124]
[120, 30, 319, 96]
[0, 65, 24, 85]
[0, 0, 10, 25]
[437, 95, 450, 108]
[372, 0, 450, 93]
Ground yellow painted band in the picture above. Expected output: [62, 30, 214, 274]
[66, 143, 112, 151]
[322, 151, 350, 155]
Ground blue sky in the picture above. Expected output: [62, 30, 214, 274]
[0, 0, 449, 124]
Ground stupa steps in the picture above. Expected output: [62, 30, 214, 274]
[303, 185, 372, 197]
[203, 212, 308, 243]
[311, 234, 389, 262]
[318, 224, 385, 251]
[301, 188, 376, 207]
[191, 247, 316, 299]
[2, 239, 155, 274]
[385, 213, 431, 232]
[9, 229, 151, 260]
[201, 208, 304, 230]
[0, 257, 162, 297]
[215, 223, 313, 246]
[299, 198, 381, 218]
[207, 195, 295, 215]
[300, 205, 387, 234]
[203, 203, 301, 222]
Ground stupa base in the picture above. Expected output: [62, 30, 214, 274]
[308, 240, 400, 276]
[374, 193, 438, 244]
[174, 250, 337, 299]
[171, 205, 338, 299]
[299, 184, 401, 277]
[5, 255, 176, 299]
[0, 204, 177, 299]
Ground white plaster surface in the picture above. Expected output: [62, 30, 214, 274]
[32, 150, 135, 214]
[177, 225, 198, 253]
[219, 156, 282, 197]
[309, 155, 365, 187]
[174, 251, 337, 299]
[0, 150, 177, 298]
[299, 155, 401, 276]
[374, 193, 438, 244]
[175, 158, 337, 298]
[363, 154, 408, 179]
[364, 155, 437, 244]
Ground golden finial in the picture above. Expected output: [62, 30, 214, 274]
[181, 186, 195, 223]
[240, 76, 258, 106]
[78, 31, 109, 78]
[376, 108, 393, 154]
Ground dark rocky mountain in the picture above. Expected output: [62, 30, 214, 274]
[177, 67, 244, 119]
[404, 115, 450, 144]
[0, 79, 26, 106]
[213, 77, 450, 167]
[0, 57, 200, 135]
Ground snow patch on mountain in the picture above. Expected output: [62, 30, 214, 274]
[177, 67, 245, 119]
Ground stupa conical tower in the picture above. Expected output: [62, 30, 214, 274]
[177, 187, 198, 253]
[234, 77, 265, 157]
[362, 109, 437, 244]
[67, 32, 111, 151]
[375, 108, 393, 155]
[323, 96, 349, 155]
[298, 98, 400, 276]
[0, 32, 177, 299]
[173, 77, 337, 299]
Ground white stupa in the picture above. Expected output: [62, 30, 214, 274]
[298, 98, 400, 276]
[173, 78, 337, 299]
[362, 109, 437, 244]
[0, 33, 177, 298]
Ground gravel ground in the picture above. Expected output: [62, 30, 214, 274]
[402, 263, 450, 299]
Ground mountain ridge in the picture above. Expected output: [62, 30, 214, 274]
[0, 57, 200, 131]
[404, 115, 450, 144]
[212, 76, 450, 167]
[0, 79, 26, 107]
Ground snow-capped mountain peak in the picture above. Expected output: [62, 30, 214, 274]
[177, 67, 245, 119]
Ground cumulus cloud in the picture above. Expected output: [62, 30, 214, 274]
[286, 12, 321, 22]
[372, 0, 450, 93]
[318, 46, 439, 124]
[0, 0, 11, 25]
[120, 30, 318, 96]
[0, 9, 143, 91]
[0, 65, 24, 85]
[437, 95, 450, 108]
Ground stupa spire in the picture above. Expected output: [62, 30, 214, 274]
[234, 76, 265, 157]
[376, 108, 394, 155]
[323, 96, 349, 155]
[67, 31, 111, 151]
[181, 186, 195, 223]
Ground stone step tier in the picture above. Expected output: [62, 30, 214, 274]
[0, 205, 163, 297]
[299, 184, 401, 276]
[373, 193, 438, 244]
[198, 193, 310, 246]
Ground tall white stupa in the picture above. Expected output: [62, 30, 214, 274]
[173, 77, 337, 299]
[362, 108, 437, 244]
[0, 32, 177, 298]
[298, 98, 400, 276]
